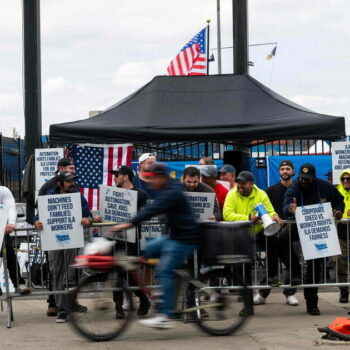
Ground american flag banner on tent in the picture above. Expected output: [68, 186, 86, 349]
[167, 27, 207, 76]
[72, 144, 132, 210]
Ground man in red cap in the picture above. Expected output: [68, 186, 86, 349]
[112, 163, 199, 329]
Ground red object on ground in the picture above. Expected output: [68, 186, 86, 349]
[327, 318, 350, 335]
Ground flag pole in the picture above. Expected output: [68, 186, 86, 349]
[206, 19, 210, 75]
[217, 0, 222, 74]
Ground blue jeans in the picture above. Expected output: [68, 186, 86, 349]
[144, 236, 197, 317]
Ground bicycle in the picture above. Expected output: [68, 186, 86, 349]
[69, 221, 254, 342]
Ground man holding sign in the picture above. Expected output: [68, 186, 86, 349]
[182, 167, 222, 221]
[34, 171, 93, 323]
[107, 165, 151, 319]
[281, 163, 344, 315]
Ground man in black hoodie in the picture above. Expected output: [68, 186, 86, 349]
[280, 163, 344, 315]
[111, 163, 199, 329]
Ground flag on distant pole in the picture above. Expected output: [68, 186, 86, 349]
[167, 28, 207, 76]
[266, 46, 277, 60]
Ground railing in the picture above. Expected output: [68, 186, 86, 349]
[1, 219, 349, 328]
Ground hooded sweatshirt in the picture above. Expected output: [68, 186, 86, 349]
[337, 169, 350, 219]
[336, 169, 350, 240]
[223, 184, 277, 234]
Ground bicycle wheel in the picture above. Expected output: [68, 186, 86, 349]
[69, 271, 134, 342]
[193, 268, 251, 336]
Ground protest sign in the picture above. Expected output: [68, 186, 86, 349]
[38, 192, 84, 251]
[99, 185, 137, 243]
[184, 192, 215, 220]
[295, 202, 341, 260]
[140, 216, 165, 250]
[139, 199, 165, 250]
[332, 141, 350, 185]
[35, 148, 64, 190]
[0, 204, 9, 250]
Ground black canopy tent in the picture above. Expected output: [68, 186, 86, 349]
[49, 74, 345, 145]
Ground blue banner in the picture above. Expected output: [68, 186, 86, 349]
[267, 155, 332, 187]
[132, 160, 224, 181]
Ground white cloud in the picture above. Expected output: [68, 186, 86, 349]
[112, 58, 169, 91]
[291, 95, 350, 117]
[0, 0, 350, 138]
[0, 93, 22, 113]
[43, 76, 66, 95]
[291, 94, 350, 134]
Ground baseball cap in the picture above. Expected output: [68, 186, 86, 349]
[219, 164, 236, 173]
[57, 158, 73, 168]
[298, 163, 316, 180]
[200, 165, 218, 178]
[143, 162, 168, 177]
[139, 153, 156, 164]
[279, 160, 294, 169]
[236, 171, 254, 182]
[109, 166, 134, 180]
[55, 171, 76, 183]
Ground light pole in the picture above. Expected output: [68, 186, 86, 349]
[23, 0, 42, 221]
[217, 0, 222, 74]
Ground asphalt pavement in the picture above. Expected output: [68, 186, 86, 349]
[1, 291, 350, 350]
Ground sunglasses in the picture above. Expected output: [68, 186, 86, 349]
[341, 177, 350, 182]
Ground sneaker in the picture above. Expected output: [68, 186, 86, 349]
[137, 299, 151, 317]
[239, 307, 254, 317]
[72, 302, 88, 313]
[286, 295, 299, 306]
[47, 305, 58, 317]
[123, 298, 131, 311]
[18, 284, 30, 295]
[138, 314, 175, 329]
[253, 293, 266, 305]
[267, 277, 282, 287]
[339, 289, 349, 303]
[56, 313, 68, 323]
[115, 306, 125, 319]
[307, 307, 320, 316]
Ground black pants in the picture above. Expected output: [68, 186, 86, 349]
[2, 236, 25, 288]
[113, 241, 148, 308]
[258, 228, 296, 298]
[234, 262, 253, 310]
[45, 251, 56, 307]
[279, 224, 321, 302]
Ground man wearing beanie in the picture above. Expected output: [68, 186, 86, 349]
[281, 163, 344, 315]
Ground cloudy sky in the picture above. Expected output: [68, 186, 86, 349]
[1, 0, 350, 138]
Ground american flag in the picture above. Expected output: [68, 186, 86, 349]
[167, 27, 207, 76]
[72, 144, 132, 210]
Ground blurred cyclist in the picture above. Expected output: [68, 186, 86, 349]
[111, 162, 199, 329]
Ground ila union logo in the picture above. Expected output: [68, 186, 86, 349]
[56, 233, 71, 246]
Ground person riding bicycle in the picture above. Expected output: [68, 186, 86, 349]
[111, 162, 199, 329]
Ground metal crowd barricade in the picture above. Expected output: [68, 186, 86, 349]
[249, 219, 350, 291]
[1, 219, 350, 329]
[0, 221, 166, 328]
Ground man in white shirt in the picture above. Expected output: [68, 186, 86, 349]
[0, 186, 30, 294]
